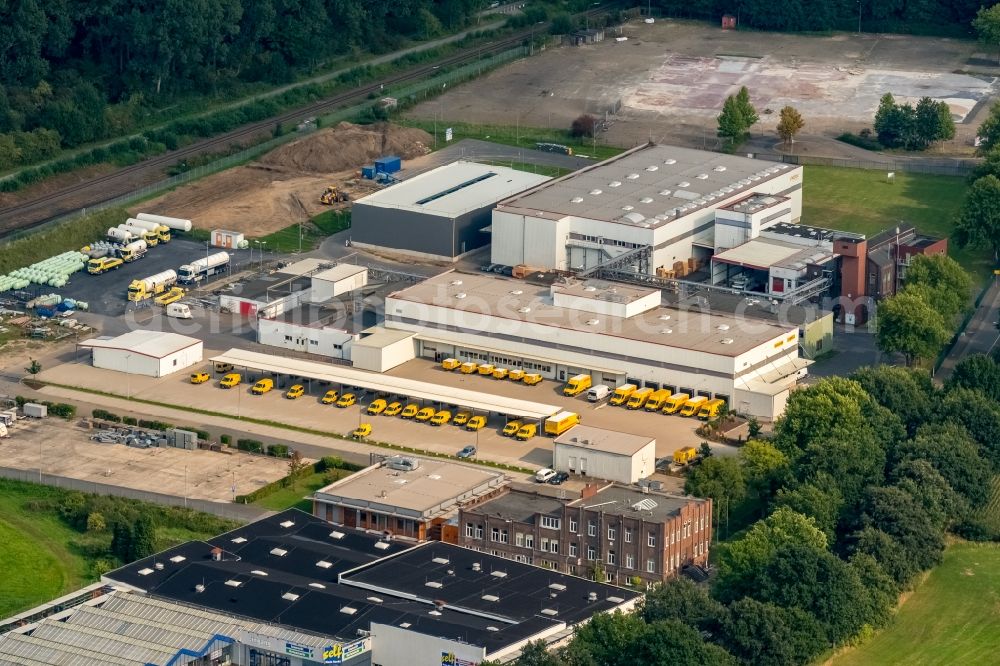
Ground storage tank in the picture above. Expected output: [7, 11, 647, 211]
[123, 240, 147, 253]
[125, 218, 159, 232]
[137, 213, 192, 232]
[136, 269, 177, 290]
[178, 252, 229, 283]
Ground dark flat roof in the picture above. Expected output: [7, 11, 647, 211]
[229, 272, 312, 303]
[104, 509, 638, 650]
[569, 485, 698, 522]
[661, 290, 830, 327]
[468, 491, 567, 523]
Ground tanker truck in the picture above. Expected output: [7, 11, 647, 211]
[107, 226, 138, 243]
[125, 217, 170, 243]
[120, 222, 159, 246]
[178, 252, 230, 284]
[128, 269, 177, 301]
[137, 213, 192, 233]
[119, 240, 148, 263]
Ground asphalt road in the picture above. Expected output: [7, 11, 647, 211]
[936, 277, 1000, 381]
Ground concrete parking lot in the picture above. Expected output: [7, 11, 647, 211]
[0, 417, 290, 501]
[36, 353, 712, 471]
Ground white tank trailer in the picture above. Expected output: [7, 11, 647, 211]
[137, 213, 192, 233]
[107, 226, 136, 243]
[178, 251, 230, 283]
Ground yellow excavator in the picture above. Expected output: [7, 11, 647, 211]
[319, 185, 350, 205]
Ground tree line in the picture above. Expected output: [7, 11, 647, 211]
[488, 354, 1000, 665]
[650, 0, 981, 33]
[0, 0, 486, 166]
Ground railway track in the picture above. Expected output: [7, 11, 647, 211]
[0, 31, 533, 238]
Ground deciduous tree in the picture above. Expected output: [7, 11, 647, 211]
[902, 254, 971, 320]
[684, 456, 746, 533]
[570, 114, 597, 138]
[717, 94, 748, 146]
[719, 598, 826, 666]
[875, 291, 950, 366]
[897, 423, 991, 507]
[955, 174, 1000, 261]
[776, 105, 804, 144]
[948, 354, 1000, 401]
[850, 366, 934, 436]
[974, 3, 1000, 64]
[773, 475, 843, 541]
[735, 86, 759, 130]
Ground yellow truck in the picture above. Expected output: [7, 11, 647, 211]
[662, 392, 691, 414]
[477, 364, 496, 376]
[441, 358, 460, 371]
[697, 399, 727, 421]
[128, 270, 177, 301]
[673, 446, 698, 464]
[544, 411, 580, 436]
[508, 369, 525, 382]
[460, 362, 478, 374]
[523, 373, 543, 386]
[679, 395, 709, 417]
[609, 384, 637, 406]
[643, 388, 673, 412]
[563, 374, 592, 397]
[87, 257, 124, 275]
[626, 387, 655, 410]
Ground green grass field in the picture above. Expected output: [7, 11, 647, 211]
[831, 541, 1000, 665]
[251, 468, 353, 512]
[256, 209, 351, 252]
[0, 484, 91, 617]
[801, 166, 993, 281]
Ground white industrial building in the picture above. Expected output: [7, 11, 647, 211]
[349, 327, 417, 372]
[491, 143, 803, 275]
[222, 259, 367, 318]
[553, 425, 656, 483]
[79, 330, 203, 377]
[382, 271, 811, 420]
[257, 317, 358, 360]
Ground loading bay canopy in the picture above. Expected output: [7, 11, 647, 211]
[210, 348, 561, 420]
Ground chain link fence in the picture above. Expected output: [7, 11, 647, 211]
[751, 150, 976, 177]
[0, 466, 271, 522]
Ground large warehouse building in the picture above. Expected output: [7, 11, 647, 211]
[351, 161, 549, 261]
[79, 330, 203, 377]
[382, 271, 810, 419]
[0, 510, 640, 665]
[490, 143, 802, 274]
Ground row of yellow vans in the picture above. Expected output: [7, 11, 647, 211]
[364, 397, 493, 431]
[441, 358, 543, 385]
[609, 385, 725, 420]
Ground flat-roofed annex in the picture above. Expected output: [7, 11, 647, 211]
[497, 143, 794, 227]
[387, 271, 796, 357]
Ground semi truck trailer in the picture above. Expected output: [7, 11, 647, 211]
[125, 217, 171, 243]
[128, 269, 177, 301]
[178, 252, 229, 284]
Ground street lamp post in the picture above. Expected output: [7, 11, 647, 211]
[125, 354, 131, 399]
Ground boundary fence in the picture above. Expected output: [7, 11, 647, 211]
[750, 151, 976, 177]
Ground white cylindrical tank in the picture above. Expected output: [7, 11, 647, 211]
[138, 269, 177, 290]
[125, 217, 159, 232]
[192, 252, 230, 271]
[137, 213, 192, 232]
[108, 227, 134, 242]
[124, 240, 148, 253]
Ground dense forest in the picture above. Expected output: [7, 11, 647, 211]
[653, 0, 982, 33]
[0, 0, 485, 164]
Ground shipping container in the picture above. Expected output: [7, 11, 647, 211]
[375, 155, 401, 174]
[361, 165, 377, 179]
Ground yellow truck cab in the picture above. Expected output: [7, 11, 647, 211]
[219, 373, 241, 389]
[626, 387, 654, 409]
[673, 446, 698, 464]
[502, 421, 522, 437]
[321, 389, 339, 404]
[367, 399, 388, 415]
[507, 369, 525, 382]
[441, 358, 461, 371]
[544, 411, 580, 436]
[515, 423, 538, 441]
[679, 395, 709, 417]
[609, 384, 637, 406]
[523, 373, 543, 386]
[477, 364, 495, 376]
[190, 372, 210, 384]
[662, 392, 691, 414]
[698, 399, 726, 421]
[87, 257, 124, 275]
[252, 378, 274, 395]
[644, 388, 672, 412]
[563, 374, 592, 396]
[460, 362, 478, 374]
[466, 415, 487, 431]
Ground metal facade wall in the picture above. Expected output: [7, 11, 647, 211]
[352, 202, 493, 259]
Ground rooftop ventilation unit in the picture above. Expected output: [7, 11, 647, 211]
[646, 165, 659, 171]
[155, 563, 165, 571]
[472, 562, 482, 572]
[541, 608, 559, 616]
[482, 594, 500, 602]
[588, 592, 598, 602]
[309, 583, 326, 589]
[432, 556, 450, 565]
[660, 328, 673, 334]
[621, 205, 634, 211]
[659, 189, 672, 196]
[170, 555, 186, 563]
[714, 165, 727, 172]
[429, 610, 442, 616]
[626, 173, 640, 180]
[640, 197, 654, 204]
[138, 568, 154, 576]
[329, 531, 345, 540]
[608, 596, 625, 603]
[570, 197, 584, 203]
[374, 541, 390, 550]
[586, 319, 600, 326]
[659, 314, 671, 320]
[722, 338, 734, 344]
[340, 606, 358, 615]
[487, 626, 500, 632]
[609, 181, 622, 188]
[195, 584, 205, 593]
[251, 570, 268, 576]
[717, 324, 730, 330]
[270, 548, 288, 557]
[450, 279, 463, 286]
[224, 580, 242, 588]
[279, 520, 295, 528]
[425, 581, 443, 589]
[589, 189, 603, 195]
[316, 560, 333, 569]
[510, 289, 523, 295]
[549, 583, 567, 591]
[678, 181, 690, 188]
[664, 158, 677, 165]
[697, 173, 709, 179]
[231, 537, 247, 544]
[518, 306, 531, 313]
[367, 596, 384, 603]
[400, 622, 412, 628]
[491, 570, 508, 578]
[282, 592, 299, 601]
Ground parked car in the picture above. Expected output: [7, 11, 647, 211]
[368, 399, 388, 415]
[416, 407, 436, 422]
[453, 411, 472, 426]
[285, 384, 305, 399]
[336, 393, 357, 408]
[384, 402, 403, 416]
[321, 389, 339, 404]
[190, 372, 210, 384]
[534, 468, 557, 483]
[502, 420, 522, 437]
[457, 445, 476, 459]
[466, 415, 487, 431]
[401, 404, 420, 418]
[431, 410, 452, 426]
[548, 471, 570, 485]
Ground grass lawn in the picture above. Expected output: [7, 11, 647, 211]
[0, 484, 91, 617]
[801, 166, 994, 282]
[831, 541, 1000, 665]
[256, 209, 351, 253]
[251, 468, 353, 512]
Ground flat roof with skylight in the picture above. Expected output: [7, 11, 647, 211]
[553, 426, 654, 457]
[498, 143, 796, 227]
[355, 161, 550, 217]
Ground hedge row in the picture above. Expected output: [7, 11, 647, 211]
[235, 438, 292, 457]
[14, 396, 75, 418]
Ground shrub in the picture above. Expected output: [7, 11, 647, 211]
[138, 419, 172, 431]
[236, 438, 264, 453]
[267, 444, 290, 458]
[570, 114, 597, 138]
[122, 416, 138, 426]
[220, 434, 231, 445]
[195, 430, 210, 441]
[92, 409, 121, 422]
[837, 131, 883, 151]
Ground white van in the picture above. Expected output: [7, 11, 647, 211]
[587, 384, 611, 402]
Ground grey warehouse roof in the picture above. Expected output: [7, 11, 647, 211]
[554, 425, 654, 457]
[355, 161, 550, 217]
[498, 143, 797, 227]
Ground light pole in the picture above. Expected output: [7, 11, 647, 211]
[125, 354, 131, 399]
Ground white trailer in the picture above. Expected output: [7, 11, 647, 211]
[178, 252, 229, 284]
[137, 213, 193, 233]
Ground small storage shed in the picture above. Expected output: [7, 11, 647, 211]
[553, 425, 656, 484]
[79, 330, 204, 378]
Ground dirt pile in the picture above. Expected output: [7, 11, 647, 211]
[260, 122, 431, 173]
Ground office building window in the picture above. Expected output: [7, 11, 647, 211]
[500, 529, 509, 544]
[625, 553, 634, 569]
[569, 518, 578, 533]
[465, 523, 474, 538]
[647, 559, 655, 573]
[588, 522, 597, 537]
[540, 516, 561, 530]
[569, 543, 578, 557]
[608, 527, 616, 541]
[624, 529, 632, 543]
[647, 533, 656, 548]
[525, 534, 534, 549]
[550, 541, 559, 554]
[587, 546, 596, 561]
[475, 525, 483, 539]
[605, 572, 614, 583]
[607, 551, 616, 565]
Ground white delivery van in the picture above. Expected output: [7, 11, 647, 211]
[166, 303, 193, 319]
[587, 384, 611, 402]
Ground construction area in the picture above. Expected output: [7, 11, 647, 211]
[407, 19, 999, 152]
[0, 417, 291, 502]
[139, 122, 433, 236]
